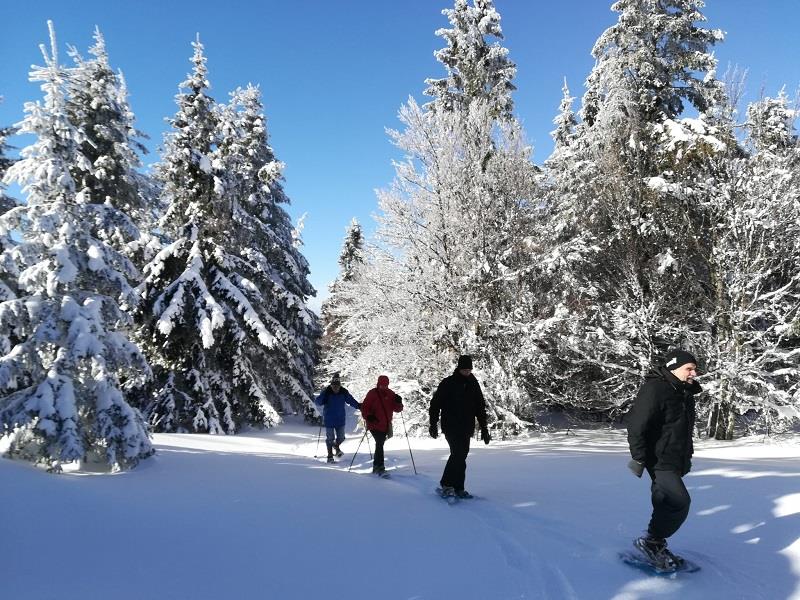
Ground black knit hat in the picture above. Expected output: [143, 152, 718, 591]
[457, 355, 473, 370]
[663, 349, 698, 370]
[331, 372, 341, 385]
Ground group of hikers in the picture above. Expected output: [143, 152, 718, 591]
[314, 348, 702, 573]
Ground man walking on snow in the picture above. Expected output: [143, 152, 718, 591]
[429, 355, 491, 499]
[314, 373, 361, 463]
[626, 349, 701, 571]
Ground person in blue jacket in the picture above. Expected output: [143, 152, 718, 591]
[314, 373, 361, 463]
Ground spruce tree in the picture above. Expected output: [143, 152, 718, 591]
[216, 85, 320, 425]
[66, 28, 157, 270]
[319, 219, 366, 380]
[541, 0, 730, 413]
[424, 0, 516, 119]
[0, 23, 152, 471]
[137, 44, 319, 433]
[0, 97, 18, 302]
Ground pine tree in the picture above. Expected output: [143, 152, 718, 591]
[319, 219, 366, 381]
[0, 23, 152, 471]
[66, 28, 158, 270]
[424, 0, 516, 119]
[216, 85, 320, 425]
[540, 0, 730, 413]
[0, 96, 19, 302]
[0, 98, 15, 211]
[137, 44, 319, 433]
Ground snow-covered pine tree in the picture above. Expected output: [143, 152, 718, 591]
[0, 22, 152, 471]
[215, 84, 320, 425]
[137, 45, 319, 433]
[703, 91, 800, 438]
[0, 97, 15, 210]
[540, 0, 730, 414]
[135, 38, 232, 433]
[318, 218, 366, 381]
[66, 28, 159, 271]
[0, 96, 19, 302]
[424, 0, 516, 120]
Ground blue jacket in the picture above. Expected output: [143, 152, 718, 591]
[314, 386, 360, 427]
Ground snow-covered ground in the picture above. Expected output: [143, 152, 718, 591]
[3, 415, 799, 600]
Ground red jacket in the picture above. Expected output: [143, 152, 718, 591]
[361, 386, 402, 433]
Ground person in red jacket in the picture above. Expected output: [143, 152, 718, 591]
[360, 375, 403, 476]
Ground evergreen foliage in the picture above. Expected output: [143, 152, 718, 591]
[0, 23, 152, 471]
[136, 43, 319, 433]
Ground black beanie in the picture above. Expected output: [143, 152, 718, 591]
[331, 372, 341, 385]
[457, 355, 473, 370]
[663, 349, 697, 370]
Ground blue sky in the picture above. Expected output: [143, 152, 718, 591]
[2, 1, 798, 311]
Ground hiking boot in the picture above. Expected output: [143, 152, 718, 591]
[372, 466, 386, 475]
[439, 486, 456, 498]
[634, 536, 678, 571]
[326, 456, 335, 464]
[455, 489, 473, 499]
[334, 444, 344, 458]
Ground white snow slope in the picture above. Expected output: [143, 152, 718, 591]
[2, 416, 799, 600]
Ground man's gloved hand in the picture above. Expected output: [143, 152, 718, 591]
[429, 424, 438, 439]
[481, 428, 491, 445]
[366, 414, 378, 424]
[627, 459, 645, 478]
[394, 394, 403, 404]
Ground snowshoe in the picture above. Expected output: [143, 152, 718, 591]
[620, 537, 700, 575]
[436, 486, 458, 504]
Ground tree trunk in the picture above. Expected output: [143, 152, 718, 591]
[707, 400, 735, 440]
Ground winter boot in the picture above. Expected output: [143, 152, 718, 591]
[326, 455, 335, 464]
[633, 536, 678, 572]
[334, 443, 344, 458]
[455, 489, 473, 499]
[439, 486, 456, 498]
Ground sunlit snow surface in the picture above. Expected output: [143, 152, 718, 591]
[2, 417, 799, 600]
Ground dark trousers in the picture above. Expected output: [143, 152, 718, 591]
[371, 430, 387, 471]
[441, 433, 471, 491]
[647, 468, 691, 540]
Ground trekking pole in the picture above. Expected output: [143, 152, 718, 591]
[314, 424, 323, 458]
[400, 410, 418, 475]
[348, 429, 368, 472]
[366, 429, 373, 459]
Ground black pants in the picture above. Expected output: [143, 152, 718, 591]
[647, 468, 691, 540]
[441, 433, 471, 491]
[371, 430, 386, 471]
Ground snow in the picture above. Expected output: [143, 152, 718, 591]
[2, 419, 799, 600]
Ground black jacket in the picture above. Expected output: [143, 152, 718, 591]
[429, 369, 488, 437]
[626, 367, 701, 475]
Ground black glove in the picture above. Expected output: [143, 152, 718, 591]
[481, 428, 491, 445]
[366, 414, 378, 423]
[429, 424, 438, 439]
[627, 459, 645, 478]
[356, 402, 362, 410]
[394, 394, 403, 404]
[682, 460, 692, 477]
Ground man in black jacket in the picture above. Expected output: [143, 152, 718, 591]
[429, 355, 490, 499]
[626, 349, 701, 570]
